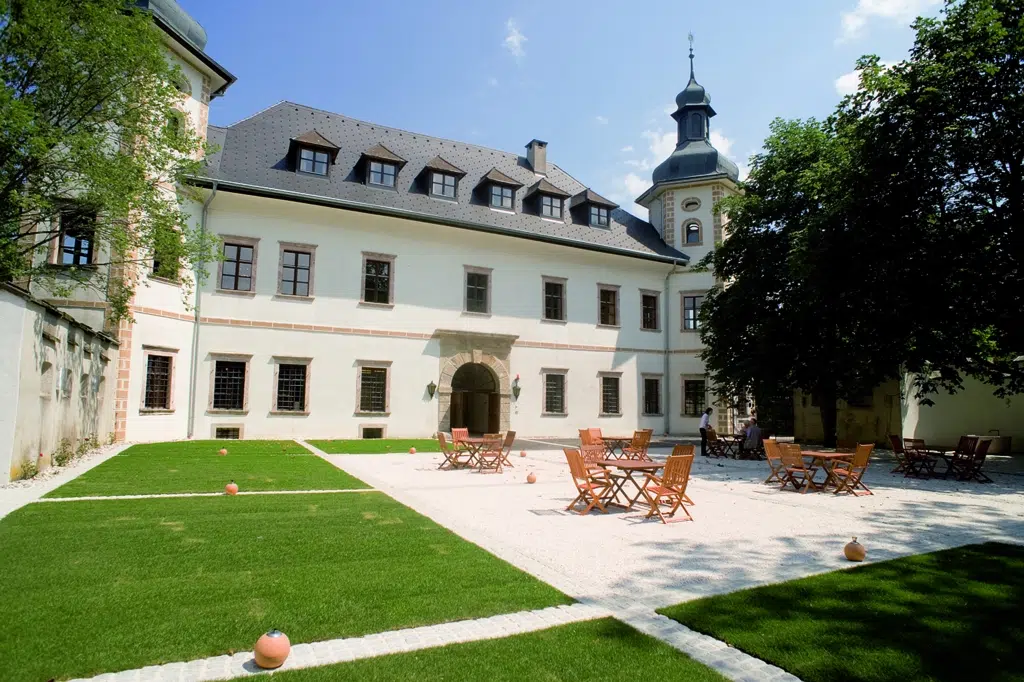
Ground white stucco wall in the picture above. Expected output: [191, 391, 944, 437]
[903, 375, 1024, 452]
[0, 291, 27, 481]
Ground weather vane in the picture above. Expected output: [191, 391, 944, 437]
[688, 31, 694, 56]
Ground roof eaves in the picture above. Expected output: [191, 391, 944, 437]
[424, 155, 467, 177]
[361, 144, 407, 167]
[527, 178, 571, 199]
[151, 15, 235, 98]
[481, 168, 524, 188]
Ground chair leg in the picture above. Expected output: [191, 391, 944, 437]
[566, 490, 585, 512]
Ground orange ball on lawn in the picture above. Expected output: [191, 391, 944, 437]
[218, 448, 228, 456]
[225, 481, 239, 495]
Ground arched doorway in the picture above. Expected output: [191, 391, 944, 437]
[449, 363, 500, 434]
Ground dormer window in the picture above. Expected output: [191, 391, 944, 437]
[569, 188, 619, 228]
[490, 185, 513, 209]
[478, 168, 523, 212]
[541, 195, 563, 219]
[299, 148, 329, 176]
[431, 172, 457, 199]
[359, 144, 406, 190]
[590, 206, 610, 227]
[369, 161, 396, 187]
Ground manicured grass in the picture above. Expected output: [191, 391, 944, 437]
[0, 492, 571, 681]
[659, 542, 1024, 682]
[274, 618, 725, 681]
[46, 440, 367, 497]
[308, 438, 440, 454]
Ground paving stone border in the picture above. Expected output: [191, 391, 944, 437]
[39, 489, 377, 502]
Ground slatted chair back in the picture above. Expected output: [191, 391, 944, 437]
[764, 439, 782, 465]
[588, 428, 605, 445]
[888, 435, 905, 454]
[662, 453, 694, 493]
[451, 428, 470, 445]
[437, 432, 452, 453]
[955, 435, 978, 455]
[707, 427, 720, 443]
[904, 438, 926, 453]
[968, 438, 992, 476]
[779, 443, 804, 468]
[579, 429, 594, 446]
[476, 434, 505, 472]
[564, 448, 588, 482]
[501, 430, 516, 462]
[580, 444, 606, 466]
[671, 443, 696, 458]
[624, 429, 653, 460]
[851, 443, 874, 468]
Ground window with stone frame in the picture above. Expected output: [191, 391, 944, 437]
[543, 278, 566, 321]
[684, 220, 701, 244]
[641, 292, 659, 330]
[683, 294, 704, 330]
[143, 354, 172, 409]
[683, 379, 706, 417]
[220, 242, 255, 291]
[600, 375, 621, 415]
[363, 257, 393, 304]
[358, 366, 388, 413]
[275, 363, 308, 412]
[58, 208, 96, 266]
[465, 268, 491, 314]
[543, 372, 566, 415]
[213, 360, 246, 410]
[598, 286, 619, 326]
[643, 376, 661, 415]
[280, 249, 312, 297]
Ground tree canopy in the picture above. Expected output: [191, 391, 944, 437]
[0, 0, 216, 322]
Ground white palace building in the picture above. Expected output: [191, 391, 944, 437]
[30, 0, 742, 447]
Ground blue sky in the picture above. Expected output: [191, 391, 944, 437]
[178, 0, 942, 217]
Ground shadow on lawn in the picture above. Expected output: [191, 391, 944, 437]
[657, 542, 1024, 682]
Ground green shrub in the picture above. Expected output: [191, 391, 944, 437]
[53, 439, 74, 466]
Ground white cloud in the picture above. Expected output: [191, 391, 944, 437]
[709, 131, 733, 159]
[641, 129, 676, 159]
[834, 61, 895, 96]
[503, 19, 527, 58]
[838, 0, 940, 41]
[620, 145, 634, 153]
[595, 115, 609, 125]
[738, 163, 751, 182]
[487, 77, 499, 87]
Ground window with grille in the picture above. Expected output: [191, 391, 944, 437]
[359, 367, 387, 413]
[685, 221, 701, 244]
[363, 259, 391, 304]
[221, 243, 254, 291]
[683, 379, 706, 416]
[599, 287, 618, 326]
[643, 377, 661, 415]
[144, 355, 172, 409]
[215, 427, 240, 440]
[59, 209, 95, 266]
[276, 364, 307, 411]
[280, 250, 311, 296]
[683, 295, 704, 330]
[299, 148, 329, 175]
[430, 172, 457, 199]
[544, 373, 565, 414]
[540, 195, 563, 219]
[601, 376, 620, 415]
[490, 185, 513, 209]
[544, 280, 565, 321]
[466, 271, 489, 313]
[641, 293, 658, 330]
[368, 161, 396, 187]
[213, 361, 246, 410]
[362, 427, 383, 439]
[590, 206, 609, 227]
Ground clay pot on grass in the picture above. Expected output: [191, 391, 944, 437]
[218, 448, 228, 456]
[409, 447, 417, 454]
[254, 629, 290, 669]
[225, 481, 239, 495]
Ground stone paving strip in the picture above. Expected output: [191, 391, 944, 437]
[39, 489, 378, 502]
[67, 603, 610, 682]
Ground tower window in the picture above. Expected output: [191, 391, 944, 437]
[685, 221, 701, 244]
[541, 195, 563, 219]
[590, 206, 610, 227]
[368, 161, 397, 187]
[430, 172, 457, 199]
[299, 148, 329, 176]
[58, 209, 95, 266]
[490, 185, 514, 209]
[689, 113, 704, 139]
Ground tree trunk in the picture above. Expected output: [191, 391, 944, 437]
[818, 385, 838, 448]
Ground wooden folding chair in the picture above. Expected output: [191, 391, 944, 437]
[832, 443, 874, 495]
[579, 428, 594, 446]
[945, 435, 978, 479]
[706, 428, 728, 458]
[476, 434, 505, 473]
[763, 439, 785, 484]
[499, 430, 516, 467]
[903, 438, 937, 478]
[564, 448, 614, 515]
[642, 447, 695, 523]
[888, 435, 909, 474]
[779, 443, 820, 493]
[623, 429, 653, 461]
[956, 438, 993, 483]
[437, 433, 472, 470]
[578, 444, 608, 472]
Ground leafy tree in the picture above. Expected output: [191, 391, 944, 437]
[0, 0, 216, 323]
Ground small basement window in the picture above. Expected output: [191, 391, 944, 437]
[362, 427, 384, 439]
[215, 427, 240, 440]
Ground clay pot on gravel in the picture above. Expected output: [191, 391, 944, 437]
[218, 448, 228, 456]
[844, 537, 866, 562]
[225, 481, 239, 495]
[527, 472, 537, 484]
[520, 450, 527, 458]
[254, 629, 290, 669]
[409, 447, 417, 454]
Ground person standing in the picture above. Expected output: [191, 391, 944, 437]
[699, 407, 713, 457]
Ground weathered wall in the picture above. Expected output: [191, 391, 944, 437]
[793, 380, 902, 446]
[903, 375, 1024, 453]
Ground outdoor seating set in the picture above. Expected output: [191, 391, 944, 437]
[437, 429, 517, 473]
[564, 428, 696, 523]
[705, 427, 764, 459]
[888, 435, 993, 482]
[763, 440, 874, 495]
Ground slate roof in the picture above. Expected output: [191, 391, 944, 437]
[482, 168, 523, 187]
[291, 130, 339, 150]
[200, 101, 687, 263]
[424, 155, 466, 176]
[362, 143, 406, 166]
[526, 178, 571, 199]
[570, 188, 618, 209]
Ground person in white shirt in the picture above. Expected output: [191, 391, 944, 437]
[699, 407, 713, 457]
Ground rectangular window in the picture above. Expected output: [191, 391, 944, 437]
[683, 379, 706, 417]
[490, 185, 514, 209]
[544, 373, 566, 415]
[280, 249, 312, 296]
[643, 377, 661, 415]
[465, 270, 490, 314]
[590, 206, 610, 227]
[363, 258, 392, 304]
[59, 209, 95, 266]
[221, 242, 254, 291]
[359, 367, 388, 413]
[430, 172, 457, 199]
[541, 195, 563, 219]
[276, 364, 307, 411]
[641, 292, 659, 330]
[601, 376, 620, 415]
[215, 427, 240, 439]
[368, 160, 396, 187]
[683, 294, 704, 330]
[599, 286, 618, 326]
[543, 278, 565, 321]
[299, 148, 329, 176]
[213, 360, 246, 410]
[143, 355, 171, 409]
[362, 427, 384, 439]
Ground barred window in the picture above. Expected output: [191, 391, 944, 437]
[599, 287, 618, 326]
[280, 250, 311, 296]
[213, 361, 246, 410]
[363, 259, 391, 304]
[683, 379, 706, 417]
[430, 172, 457, 199]
[221, 243, 254, 291]
[641, 293, 659, 330]
[215, 427, 240, 439]
[544, 373, 565, 415]
[276, 364, 307, 411]
[601, 376, 620, 415]
[359, 367, 388, 413]
[643, 377, 661, 415]
[144, 355, 172, 409]
[544, 280, 565, 321]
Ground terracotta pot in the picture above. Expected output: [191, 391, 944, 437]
[520, 450, 527, 458]
[254, 629, 290, 669]
[219, 448, 228, 456]
[527, 472, 537, 484]
[225, 481, 239, 495]
[409, 447, 417, 454]
[844, 537, 866, 562]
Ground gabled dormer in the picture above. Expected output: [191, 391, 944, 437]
[569, 189, 618, 228]
[418, 156, 466, 201]
[289, 130, 340, 177]
[477, 168, 523, 211]
[525, 178, 571, 221]
[357, 144, 407, 189]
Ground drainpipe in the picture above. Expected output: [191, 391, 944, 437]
[186, 182, 217, 439]
[663, 260, 684, 437]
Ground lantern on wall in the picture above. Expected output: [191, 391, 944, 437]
[427, 380, 437, 399]
[512, 375, 521, 400]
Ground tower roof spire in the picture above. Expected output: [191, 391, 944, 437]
[688, 32, 695, 80]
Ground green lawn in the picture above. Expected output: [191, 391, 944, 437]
[308, 438, 441, 454]
[274, 618, 725, 681]
[659, 542, 1024, 682]
[46, 440, 367, 497]
[0, 492, 571, 681]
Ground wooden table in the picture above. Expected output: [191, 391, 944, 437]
[596, 459, 664, 510]
[455, 437, 488, 468]
[601, 436, 635, 459]
[801, 450, 853, 489]
[720, 434, 745, 458]
[922, 446, 955, 478]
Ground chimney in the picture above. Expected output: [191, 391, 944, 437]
[526, 139, 548, 175]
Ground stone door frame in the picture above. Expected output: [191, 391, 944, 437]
[435, 329, 517, 435]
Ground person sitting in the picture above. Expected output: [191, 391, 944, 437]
[743, 418, 763, 456]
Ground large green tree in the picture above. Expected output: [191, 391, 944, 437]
[0, 0, 215, 322]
